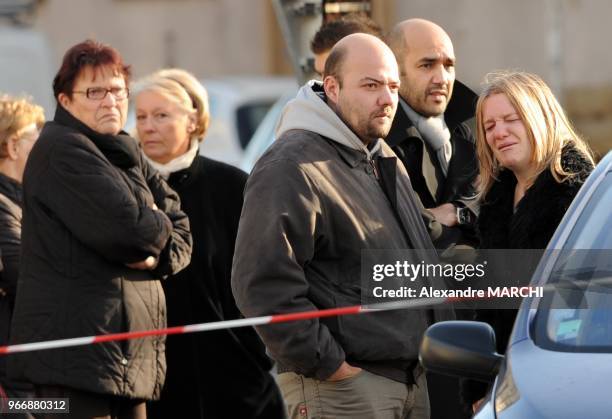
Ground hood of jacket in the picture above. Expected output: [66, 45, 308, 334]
[275, 80, 381, 160]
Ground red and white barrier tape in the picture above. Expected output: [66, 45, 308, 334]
[0, 296, 448, 356]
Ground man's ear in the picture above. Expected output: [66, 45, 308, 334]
[323, 75, 340, 104]
[58, 93, 71, 109]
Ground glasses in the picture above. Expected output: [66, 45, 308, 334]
[72, 87, 130, 100]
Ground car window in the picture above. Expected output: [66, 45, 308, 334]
[236, 101, 275, 149]
[562, 175, 612, 250]
[534, 173, 612, 352]
[240, 93, 294, 172]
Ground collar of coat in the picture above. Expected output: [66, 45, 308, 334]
[386, 80, 477, 148]
[479, 145, 594, 249]
[54, 104, 141, 169]
[0, 172, 22, 207]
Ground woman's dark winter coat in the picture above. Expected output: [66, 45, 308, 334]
[0, 173, 23, 386]
[8, 105, 192, 401]
[462, 146, 593, 406]
[147, 155, 283, 419]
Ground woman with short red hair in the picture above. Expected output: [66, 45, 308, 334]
[8, 40, 192, 419]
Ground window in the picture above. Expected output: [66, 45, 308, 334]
[535, 174, 612, 352]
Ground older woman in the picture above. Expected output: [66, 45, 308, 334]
[133, 69, 283, 419]
[8, 41, 192, 419]
[465, 71, 594, 412]
[0, 95, 44, 417]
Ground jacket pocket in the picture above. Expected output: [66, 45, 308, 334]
[333, 287, 425, 362]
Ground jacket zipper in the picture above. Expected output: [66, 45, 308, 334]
[368, 158, 379, 180]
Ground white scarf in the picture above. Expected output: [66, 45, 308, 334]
[143, 138, 199, 179]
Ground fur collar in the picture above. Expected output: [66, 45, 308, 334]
[479, 146, 593, 249]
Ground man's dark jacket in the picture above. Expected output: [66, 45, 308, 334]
[232, 129, 454, 384]
[8, 106, 192, 400]
[386, 81, 478, 210]
[387, 82, 478, 419]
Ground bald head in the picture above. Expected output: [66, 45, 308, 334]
[323, 33, 398, 86]
[389, 19, 453, 59]
[388, 19, 456, 117]
[322, 33, 400, 145]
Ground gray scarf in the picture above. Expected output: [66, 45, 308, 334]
[400, 99, 452, 176]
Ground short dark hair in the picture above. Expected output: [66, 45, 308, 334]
[310, 14, 382, 54]
[53, 39, 131, 100]
[322, 44, 348, 86]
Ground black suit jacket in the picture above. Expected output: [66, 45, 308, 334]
[386, 82, 480, 419]
[386, 80, 479, 210]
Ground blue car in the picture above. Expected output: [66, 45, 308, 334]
[419, 151, 612, 418]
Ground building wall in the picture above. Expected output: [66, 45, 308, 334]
[21, 0, 612, 153]
[32, 0, 274, 78]
[392, 0, 612, 155]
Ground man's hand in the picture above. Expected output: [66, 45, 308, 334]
[0, 288, 6, 297]
[326, 361, 362, 382]
[126, 256, 158, 270]
[428, 203, 457, 227]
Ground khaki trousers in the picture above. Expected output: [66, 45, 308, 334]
[277, 369, 429, 419]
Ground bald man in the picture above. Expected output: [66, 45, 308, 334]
[387, 19, 479, 243]
[232, 34, 452, 419]
[387, 19, 478, 419]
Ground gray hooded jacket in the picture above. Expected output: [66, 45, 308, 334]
[231, 81, 453, 383]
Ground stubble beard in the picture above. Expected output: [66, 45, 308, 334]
[364, 115, 392, 141]
[336, 99, 393, 145]
[400, 84, 448, 118]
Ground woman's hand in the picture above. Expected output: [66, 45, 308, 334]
[124, 203, 161, 270]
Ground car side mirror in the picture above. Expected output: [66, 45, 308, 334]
[419, 321, 504, 382]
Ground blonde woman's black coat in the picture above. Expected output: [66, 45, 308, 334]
[147, 155, 284, 419]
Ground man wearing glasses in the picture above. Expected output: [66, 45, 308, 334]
[8, 40, 192, 419]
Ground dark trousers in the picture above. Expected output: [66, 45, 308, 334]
[36, 386, 146, 419]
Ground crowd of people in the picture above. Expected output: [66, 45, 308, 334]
[0, 13, 595, 419]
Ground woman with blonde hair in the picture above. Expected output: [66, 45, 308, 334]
[133, 69, 284, 419]
[475, 70, 594, 205]
[464, 70, 594, 412]
[0, 95, 44, 417]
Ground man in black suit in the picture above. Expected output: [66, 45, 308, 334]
[387, 19, 479, 419]
[387, 19, 478, 241]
